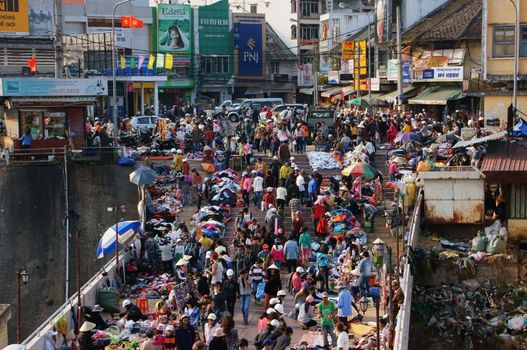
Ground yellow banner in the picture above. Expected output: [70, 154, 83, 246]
[0, 0, 29, 35]
[342, 40, 354, 61]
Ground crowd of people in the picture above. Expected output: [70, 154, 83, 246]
[60, 102, 496, 350]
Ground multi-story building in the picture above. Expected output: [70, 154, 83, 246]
[482, 0, 526, 126]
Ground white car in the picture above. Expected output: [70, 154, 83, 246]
[130, 116, 159, 133]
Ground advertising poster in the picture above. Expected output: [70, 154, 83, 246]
[157, 4, 192, 54]
[233, 13, 265, 78]
[341, 40, 354, 60]
[0, 78, 108, 96]
[328, 71, 339, 85]
[402, 61, 412, 83]
[0, 0, 29, 35]
[29, 0, 53, 36]
[198, 0, 231, 56]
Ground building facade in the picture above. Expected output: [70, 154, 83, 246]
[482, 0, 526, 127]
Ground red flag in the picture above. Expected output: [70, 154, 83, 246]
[27, 56, 37, 73]
[121, 16, 131, 27]
[130, 16, 143, 28]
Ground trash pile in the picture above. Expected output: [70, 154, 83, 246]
[471, 220, 508, 255]
[192, 205, 230, 239]
[306, 151, 341, 170]
[149, 166, 183, 216]
[209, 170, 241, 207]
[413, 284, 527, 345]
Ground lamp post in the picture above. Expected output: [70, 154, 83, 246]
[359, 296, 369, 314]
[16, 268, 29, 343]
[393, 202, 400, 277]
[371, 286, 382, 350]
[509, 0, 520, 115]
[112, 0, 132, 147]
[108, 204, 126, 274]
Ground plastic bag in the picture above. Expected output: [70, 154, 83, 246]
[471, 231, 488, 252]
[486, 235, 507, 254]
[255, 281, 265, 300]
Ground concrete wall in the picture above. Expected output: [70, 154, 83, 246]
[483, 94, 527, 124]
[0, 163, 138, 344]
[0, 306, 11, 349]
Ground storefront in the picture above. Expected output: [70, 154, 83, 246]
[0, 78, 108, 150]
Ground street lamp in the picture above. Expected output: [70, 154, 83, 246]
[370, 286, 382, 350]
[112, 0, 132, 147]
[16, 268, 29, 343]
[359, 296, 369, 314]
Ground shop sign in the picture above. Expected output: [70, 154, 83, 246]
[198, 0, 231, 55]
[320, 63, 330, 75]
[387, 59, 398, 81]
[88, 27, 132, 48]
[328, 71, 339, 85]
[233, 13, 265, 78]
[0, 78, 108, 96]
[157, 3, 192, 55]
[402, 61, 412, 83]
[297, 63, 313, 87]
[370, 77, 380, 91]
[413, 66, 464, 82]
[0, 0, 29, 35]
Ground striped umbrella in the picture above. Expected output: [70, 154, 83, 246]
[342, 162, 380, 179]
[96, 220, 141, 259]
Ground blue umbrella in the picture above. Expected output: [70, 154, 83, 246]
[129, 167, 157, 186]
[96, 220, 141, 259]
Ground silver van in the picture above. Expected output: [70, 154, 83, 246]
[227, 98, 283, 122]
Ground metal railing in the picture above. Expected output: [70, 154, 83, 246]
[393, 188, 424, 350]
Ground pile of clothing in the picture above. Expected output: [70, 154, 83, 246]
[192, 206, 229, 239]
[326, 207, 361, 236]
[123, 274, 174, 299]
[306, 151, 341, 170]
[209, 170, 241, 207]
[184, 151, 204, 160]
[412, 284, 527, 345]
[150, 166, 183, 216]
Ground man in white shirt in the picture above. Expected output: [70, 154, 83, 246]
[336, 322, 349, 350]
[253, 171, 264, 209]
[296, 169, 306, 205]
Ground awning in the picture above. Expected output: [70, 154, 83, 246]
[342, 86, 355, 97]
[10, 96, 98, 106]
[408, 86, 464, 105]
[244, 87, 264, 95]
[379, 86, 419, 103]
[299, 88, 314, 95]
[453, 131, 507, 149]
[321, 86, 342, 98]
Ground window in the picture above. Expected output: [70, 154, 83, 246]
[300, 1, 319, 17]
[291, 0, 297, 13]
[201, 56, 229, 74]
[21, 111, 67, 140]
[493, 25, 527, 58]
[510, 184, 527, 219]
[250, 4, 257, 13]
[300, 24, 319, 40]
[291, 24, 297, 39]
[270, 61, 280, 74]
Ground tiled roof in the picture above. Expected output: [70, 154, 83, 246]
[403, 0, 482, 43]
[266, 24, 296, 61]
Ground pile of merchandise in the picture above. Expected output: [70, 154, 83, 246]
[192, 205, 230, 239]
[306, 151, 341, 170]
[209, 170, 241, 207]
[149, 166, 183, 216]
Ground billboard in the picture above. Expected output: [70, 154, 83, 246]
[0, 0, 29, 36]
[233, 13, 265, 79]
[376, 0, 393, 43]
[0, 78, 108, 96]
[198, 0, 231, 56]
[413, 66, 464, 82]
[157, 4, 192, 54]
[29, 0, 53, 36]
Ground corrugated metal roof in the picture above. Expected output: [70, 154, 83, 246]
[453, 130, 507, 149]
[481, 141, 527, 183]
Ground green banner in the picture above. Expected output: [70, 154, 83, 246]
[157, 4, 192, 54]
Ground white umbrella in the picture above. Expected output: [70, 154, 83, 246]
[129, 167, 157, 186]
[96, 220, 140, 259]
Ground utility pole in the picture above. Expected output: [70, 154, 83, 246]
[54, 0, 64, 78]
[510, 0, 519, 115]
[313, 45, 319, 107]
[396, 2, 403, 103]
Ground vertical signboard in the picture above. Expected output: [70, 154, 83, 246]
[157, 4, 192, 54]
[233, 13, 265, 79]
[376, 0, 392, 43]
[198, 0, 231, 55]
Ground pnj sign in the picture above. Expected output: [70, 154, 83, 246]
[415, 66, 464, 82]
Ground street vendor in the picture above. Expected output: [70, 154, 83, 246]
[121, 299, 146, 322]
